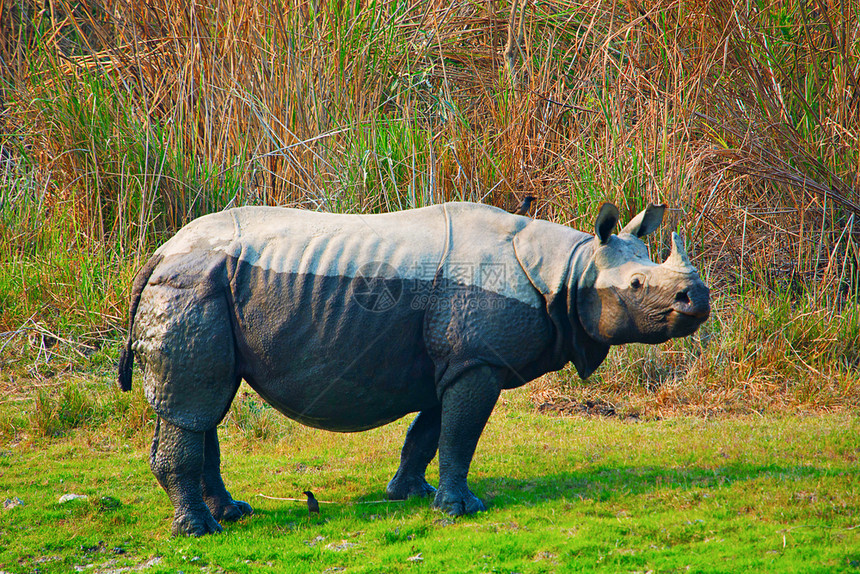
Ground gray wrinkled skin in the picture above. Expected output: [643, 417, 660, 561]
[118, 201, 709, 536]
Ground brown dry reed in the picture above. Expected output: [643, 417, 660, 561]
[1, 0, 858, 415]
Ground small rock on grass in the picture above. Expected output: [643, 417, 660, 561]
[3, 498, 24, 510]
[58, 494, 88, 504]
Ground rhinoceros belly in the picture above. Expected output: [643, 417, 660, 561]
[227, 260, 439, 432]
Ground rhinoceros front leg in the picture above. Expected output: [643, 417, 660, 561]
[387, 406, 441, 500]
[201, 427, 253, 522]
[150, 418, 221, 536]
[432, 365, 501, 516]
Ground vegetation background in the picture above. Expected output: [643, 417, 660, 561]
[2, 0, 858, 416]
[1, 1, 859, 572]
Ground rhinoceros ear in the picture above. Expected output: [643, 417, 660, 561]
[620, 203, 666, 238]
[595, 203, 619, 244]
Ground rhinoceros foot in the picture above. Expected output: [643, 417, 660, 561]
[211, 499, 253, 522]
[386, 474, 437, 500]
[171, 505, 223, 537]
[431, 486, 486, 516]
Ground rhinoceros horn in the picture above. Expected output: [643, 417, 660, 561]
[663, 232, 697, 274]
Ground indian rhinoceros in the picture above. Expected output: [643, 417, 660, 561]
[118, 201, 709, 536]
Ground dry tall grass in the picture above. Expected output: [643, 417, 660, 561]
[1, 0, 858, 413]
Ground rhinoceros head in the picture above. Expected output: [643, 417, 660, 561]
[576, 203, 710, 346]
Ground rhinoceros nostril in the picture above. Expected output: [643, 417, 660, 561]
[675, 290, 690, 304]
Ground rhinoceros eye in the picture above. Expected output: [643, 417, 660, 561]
[630, 277, 643, 289]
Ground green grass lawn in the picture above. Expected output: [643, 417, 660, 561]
[1, 386, 857, 573]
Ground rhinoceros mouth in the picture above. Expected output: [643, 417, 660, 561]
[667, 308, 709, 337]
[671, 307, 710, 320]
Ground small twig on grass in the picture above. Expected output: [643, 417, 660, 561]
[0, 313, 39, 357]
[0, 397, 33, 405]
[256, 494, 406, 505]
[0, 330, 28, 357]
[1, 316, 97, 362]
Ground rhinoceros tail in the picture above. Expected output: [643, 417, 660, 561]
[118, 254, 163, 392]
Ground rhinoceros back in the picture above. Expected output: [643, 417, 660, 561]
[224, 206, 449, 430]
[132, 203, 568, 432]
[221, 204, 543, 430]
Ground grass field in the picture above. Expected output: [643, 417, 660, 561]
[1, 384, 858, 573]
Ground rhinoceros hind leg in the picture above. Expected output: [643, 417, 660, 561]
[387, 406, 441, 500]
[201, 427, 253, 522]
[150, 418, 222, 537]
[431, 366, 501, 516]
